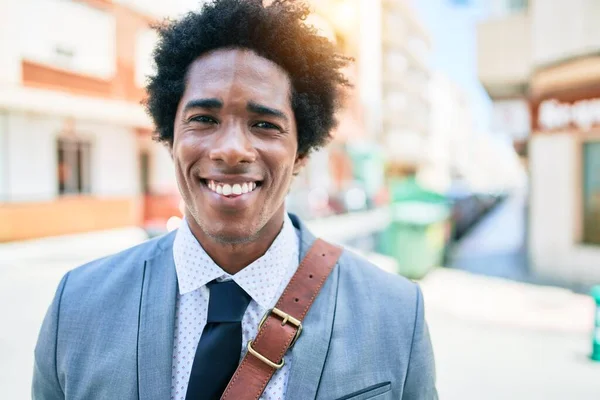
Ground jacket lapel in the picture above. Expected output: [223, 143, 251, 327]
[285, 215, 341, 400]
[137, 233, 178, 400]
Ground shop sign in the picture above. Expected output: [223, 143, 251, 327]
[538, 98, 600, 131]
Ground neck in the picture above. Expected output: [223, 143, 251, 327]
[187, 210, 286, 275]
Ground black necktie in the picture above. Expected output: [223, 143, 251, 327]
[185, 280, 251, 400]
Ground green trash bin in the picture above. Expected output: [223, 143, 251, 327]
[591, 286, 600, 362]
[377, 177, 451, 279]
[381, 201, 450, 279]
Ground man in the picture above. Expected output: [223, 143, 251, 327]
[33, 0, 436, 399]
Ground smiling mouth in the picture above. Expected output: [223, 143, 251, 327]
[201, 179, 261, 198]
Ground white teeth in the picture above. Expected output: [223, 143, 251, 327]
[222, 184, 232, 195]
[207, 180, 258, 196]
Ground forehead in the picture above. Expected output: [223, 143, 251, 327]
[183, 48, 293, 105]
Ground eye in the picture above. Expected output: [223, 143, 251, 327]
[189, 115, 218, 125]
[253, 121, 281, 131]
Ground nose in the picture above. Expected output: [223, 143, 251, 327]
[209, 122, 257, 166]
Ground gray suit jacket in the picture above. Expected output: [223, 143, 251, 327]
[33, 214, 437, 400]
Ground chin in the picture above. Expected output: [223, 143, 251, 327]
[197, 217, 260, 245]
[206, 229, 258, 245]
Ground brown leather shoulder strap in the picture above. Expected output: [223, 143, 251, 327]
[221, 238, 343, 400]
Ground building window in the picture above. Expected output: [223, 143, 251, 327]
[583, 141, 600, 245]
[57, 138, 92, 195]
[139, 151, 151, 195]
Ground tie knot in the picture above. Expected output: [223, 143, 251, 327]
[206, 280, 251, 323]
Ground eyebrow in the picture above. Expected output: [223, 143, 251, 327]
[183, 98, 223, 113]
[247, 101, 288, 122]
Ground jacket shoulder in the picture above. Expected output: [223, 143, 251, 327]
[334, 247, 422, 336]
[66, 231, 175, 281]
[336, 248, 419, 305]
[59, 231, 175, 302]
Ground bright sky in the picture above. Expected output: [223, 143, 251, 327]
[412, 0, 493, 131]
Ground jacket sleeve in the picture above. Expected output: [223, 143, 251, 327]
[32, 272, 69, 400]
[402, 285, 438, 400]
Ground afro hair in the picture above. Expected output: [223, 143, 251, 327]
[144, 0, 351, 157]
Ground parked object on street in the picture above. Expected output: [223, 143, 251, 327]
[591, 285, 600, 361]
[446, 183, 505, 243]
[379, 178, 451, 279]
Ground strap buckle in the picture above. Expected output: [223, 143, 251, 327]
[246, 308, 303, 370]
[258, 307, 303, 348]
[247, 340, 285, 370]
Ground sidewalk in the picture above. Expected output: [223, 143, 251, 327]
[0, 227, 148, 268]
[420, 269, 600, 400]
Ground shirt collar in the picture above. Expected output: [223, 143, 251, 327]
[173, 214, 299, 309]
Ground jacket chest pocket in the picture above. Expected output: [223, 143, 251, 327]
[335, 382, 391, 400]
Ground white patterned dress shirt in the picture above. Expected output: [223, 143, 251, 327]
[170, 215, 300, 400]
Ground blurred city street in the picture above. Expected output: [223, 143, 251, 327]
[1, 0, 600, 398]
[447, 187, 530, 282]
[1, 223, 599, 399]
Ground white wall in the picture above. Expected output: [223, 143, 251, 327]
[477, 11, 531, 87]
[0, 112, 7, 200]
[422, 74, 456, 191]
[529, 134, 600, 283]
[5, 113, 61, 202]
[79, 122, 140, 197]
[491, 99, 531, 141]
[20, 0, 117, 80]
[4, 116, 142, 202]
[0, 86, 152, 128]
[135, 29, 158, 88]
[114, 0, 210, 18]
[358, 0, 383, 139]
[532, 0, 600, 67]
[151, 144, 177, 195]
[0, 0, 22, 86]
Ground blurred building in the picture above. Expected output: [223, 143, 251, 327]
[377, 0, 433, 178]
[0, 0, 374, 240]
[0, 0, 182, 242]
[297, 1, 369, 193]
[477, 0, 530, 162]
[296, 0, 433, 214]
[419, 72, 474, 193]
[423, 72, 525, 194]
[478, 0, 600, 284]
[336, 0, 433, 181]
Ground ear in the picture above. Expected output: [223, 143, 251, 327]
[292, 154, 309, 176]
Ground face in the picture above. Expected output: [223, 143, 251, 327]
[172, 48, 304, 244]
